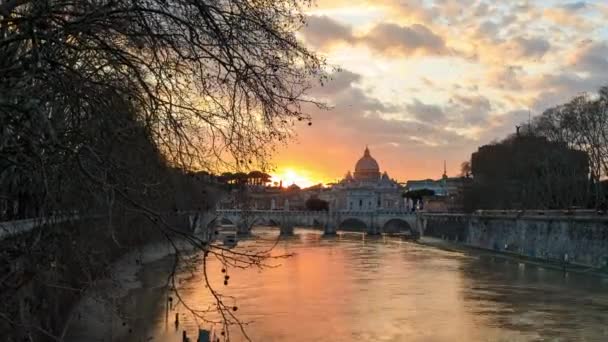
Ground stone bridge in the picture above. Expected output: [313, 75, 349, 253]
[192, 209, 421, 237]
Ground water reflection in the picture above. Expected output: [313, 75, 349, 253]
[145, 228, 608, 342]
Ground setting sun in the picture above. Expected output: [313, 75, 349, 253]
[270, 168, 323, 188]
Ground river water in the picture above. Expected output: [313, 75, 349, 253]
[143, 227, 608, 342]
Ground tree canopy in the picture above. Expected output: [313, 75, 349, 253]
[305, 197, 329, 211]
[403, 189, 435, 199]
[0, 1, 325, 339]
[0, 0, 326, 217]
[526, 86, 608, 206]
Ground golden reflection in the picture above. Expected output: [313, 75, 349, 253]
[149, 229, 608, 342]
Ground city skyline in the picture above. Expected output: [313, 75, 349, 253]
[270, 0, 608, 186]
[271, 146, 451, 188]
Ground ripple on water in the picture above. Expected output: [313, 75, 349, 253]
[142, 228, 608, 342]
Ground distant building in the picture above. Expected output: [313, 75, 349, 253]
[221, 147, 406, 211]
[328, 147, 404, 211]
[467, 133, 589, 210]
[405, 161, 468, 197]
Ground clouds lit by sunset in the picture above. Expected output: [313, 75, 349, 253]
[270, 0, 608, 185]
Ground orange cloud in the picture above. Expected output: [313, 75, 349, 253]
[273, 0, 608, 181]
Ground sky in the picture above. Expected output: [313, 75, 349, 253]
[270, 0, 608, 187]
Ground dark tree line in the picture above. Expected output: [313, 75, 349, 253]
[305, 198, 328, 211]
[0, 0, 325, 340]
[217, 171, 272, 186]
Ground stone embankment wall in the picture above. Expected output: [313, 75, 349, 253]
[422, 211, 608, 270]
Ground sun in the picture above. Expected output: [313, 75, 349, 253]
[270, 167, 320, 188]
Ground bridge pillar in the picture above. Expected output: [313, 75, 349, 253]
[323, 221, 337, 236]
[279, 221, 294, 236]
[191, 211, 216, 242]
[278, 213, 294, 236]
[322, 212, 337, 236]
[367, 214, 380, 235]
[415, 214, 427, 237]
[236, 220, 250, 236]
[367, 225, 380, 235]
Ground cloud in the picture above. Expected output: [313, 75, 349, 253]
[304, 70, 471, 148]
[300, 15, 354, 49]
[450, 94, 493, 126]
[282, 0, 608, 179]
[364, 23, 448, 56]
[543, 7, 593, 29]
[310, 70, 362, 96]
[568, 42, 608, 74]
[486, 65, 524, 90]
[406, 99, 445, 123]
[561, 2, 588, 11]
[511, 37, 551, 58]
[523, 42, 608, 110]
[474, 2, 490, 16]
[476, 21, 500, 40]
[301, 16, 448, 57]
[479, 110, 529, 143]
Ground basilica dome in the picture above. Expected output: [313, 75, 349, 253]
[354, 147, 381, 181]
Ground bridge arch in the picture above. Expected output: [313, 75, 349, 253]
[338, 218, 368, 232]
[381, 218, 414, 234]
[248, 216, 266, 229]
[248, 217, 281, 229]
[220, 217, 235, 225]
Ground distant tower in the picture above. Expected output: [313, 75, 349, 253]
[442, 160, 448, 180]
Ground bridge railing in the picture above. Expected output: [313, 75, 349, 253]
[215, 209, 414, 216]
[418, 210, 608, 222]
[473, 209, 599, 217]
[0, 214, 81, 240]
[216, 209, 329, 216]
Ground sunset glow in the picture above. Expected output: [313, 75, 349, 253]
[270, 167, 325, 188]
[269, 0, 608, 182]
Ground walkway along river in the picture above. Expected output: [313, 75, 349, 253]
[73, 227, 608, 342]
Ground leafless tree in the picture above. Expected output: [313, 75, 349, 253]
[0, 0, 326, 340]
[459, 161, 471, 178]
[532, 87, 608, 206]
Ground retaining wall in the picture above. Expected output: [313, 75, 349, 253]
[422, 212, 608, 270]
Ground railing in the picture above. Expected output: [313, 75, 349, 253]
[419, 209, 608, 222]
[0, 214, 81, 240]
[216, 209, 414, 216]
[473, 209, 599, 217]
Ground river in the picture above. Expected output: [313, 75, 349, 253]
[138, 227, 608, 342]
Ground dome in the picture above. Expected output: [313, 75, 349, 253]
[354, 147, 381, 181]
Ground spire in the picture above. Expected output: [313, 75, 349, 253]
[442, 160, 447, 179]
[364, 145, 370, 157]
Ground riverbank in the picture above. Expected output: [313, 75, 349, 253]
[64, 242, 181, 341]
[418, 236, 608, 278]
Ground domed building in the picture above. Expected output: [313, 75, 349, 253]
[353, 147, 381, 181]
[326, 147, 405, 211]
